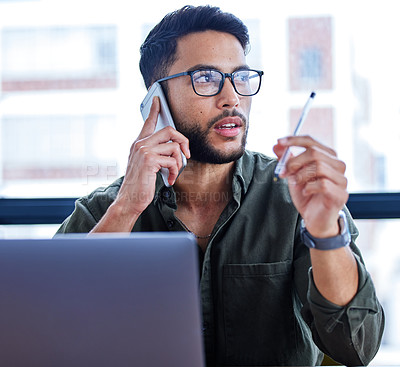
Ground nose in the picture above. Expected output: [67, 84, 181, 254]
[216, 77, 240, 109]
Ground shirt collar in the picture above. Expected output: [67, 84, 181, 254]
[231, 150, 254, 203]
[153, 150, 255, 206]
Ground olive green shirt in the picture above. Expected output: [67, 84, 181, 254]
[57, 150, 384, 366]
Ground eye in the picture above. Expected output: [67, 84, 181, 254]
[193, 70, 219, 84]
[234, 70, 250, 83]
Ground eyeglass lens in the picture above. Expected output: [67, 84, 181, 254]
[192, 70, 261, 96]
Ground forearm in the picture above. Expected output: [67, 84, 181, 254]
[310, 246, 358, 306]
[89, 200, 140, 233]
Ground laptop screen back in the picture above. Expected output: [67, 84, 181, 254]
[0, 233, 204, 367]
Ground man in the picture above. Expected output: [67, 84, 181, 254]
[57, 5, 384, 366]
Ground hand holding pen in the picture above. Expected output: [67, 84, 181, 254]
[274, 92, 316, 181]
[272, 90, 349, 238]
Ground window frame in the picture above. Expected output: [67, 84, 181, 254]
[1, 193, 399, 225]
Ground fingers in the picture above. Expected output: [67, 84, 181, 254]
[115, 97, 188, 216]
[291, 159, 347, 187]
[274, 135, 350, 238]
[278, 135, 337, 157]
[137, 96, 160, 140]
[272, 141, 286, 160]
[136, 96, 190, 160]
[130, 123, 190, 186]
[301, 177, 349, 206]
[134, 125, 190, 161]
[131, 93, 190, 185]
[284, 146, 346, 179]
[287, 160, 349, 202]
[148, 140, 186, 177]
[138, 148, 181, 184]
[275, 134, 348, 196]
[275, 135, 343, 177]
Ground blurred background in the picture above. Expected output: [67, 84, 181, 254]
[0, 0, 399, 363]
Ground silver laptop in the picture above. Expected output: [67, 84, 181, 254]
[0, 233, 205, 367]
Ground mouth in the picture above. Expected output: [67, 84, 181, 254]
[214, 117, 243, 137]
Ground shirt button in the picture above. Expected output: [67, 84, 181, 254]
[162, 189, 171, 201]
[167, 219, 175, 229]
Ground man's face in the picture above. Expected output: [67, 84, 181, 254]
[165, 31, 252, 164]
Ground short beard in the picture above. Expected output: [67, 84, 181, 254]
[175, 110, 248, 164]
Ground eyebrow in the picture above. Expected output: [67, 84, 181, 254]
[186, 64, 251, 73]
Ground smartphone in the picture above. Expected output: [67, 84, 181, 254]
[140, 82, 187, 187]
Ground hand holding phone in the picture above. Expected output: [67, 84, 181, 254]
[140, 82, 187, 187]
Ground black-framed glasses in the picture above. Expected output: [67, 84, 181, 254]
[156, 69, 264, 97]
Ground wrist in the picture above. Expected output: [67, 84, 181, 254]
[109, 198, 142, 220]
[301, 210, 351, 250]
[94, 199, 141, 232]
[307, 223, 340, 239]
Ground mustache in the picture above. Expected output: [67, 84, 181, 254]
[207, 109, 247, 129]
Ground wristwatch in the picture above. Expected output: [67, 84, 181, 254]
[300, 210, 351, 250]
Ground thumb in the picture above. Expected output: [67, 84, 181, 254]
[273, 142, 286, 159]
[138, 96, 160, 140]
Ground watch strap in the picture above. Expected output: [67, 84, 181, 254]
[300, 210, 351, 250]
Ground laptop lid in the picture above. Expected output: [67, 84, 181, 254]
[0, 233, 204, 367]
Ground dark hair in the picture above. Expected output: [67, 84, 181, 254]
[139, 5, 250, 89]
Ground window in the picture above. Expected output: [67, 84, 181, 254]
[300, 48, 322, 83]
[2, 26, 118, 91]
[288, 17, 332, 90]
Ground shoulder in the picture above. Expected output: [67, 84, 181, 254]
[56, 177, 125, 234]
[239, 150, 278, 184]
[241, 150, 278, 178]
[78, 177, 124, 221]
[239, 150, 294, 206]
[242, 150, 277, 166]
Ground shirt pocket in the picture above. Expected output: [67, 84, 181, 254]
[222, 261, 296, 365]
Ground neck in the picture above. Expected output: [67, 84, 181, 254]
[173, 160, 235, 251]
[174, 160, 234, 210]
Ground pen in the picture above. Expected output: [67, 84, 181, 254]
[274, 91, 316, 180]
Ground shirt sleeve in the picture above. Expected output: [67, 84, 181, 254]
[55, 197, 99, 234]
[55, 178, 122, 234]
[293, 206, 385, 366]
[300, 246, 385, 366]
